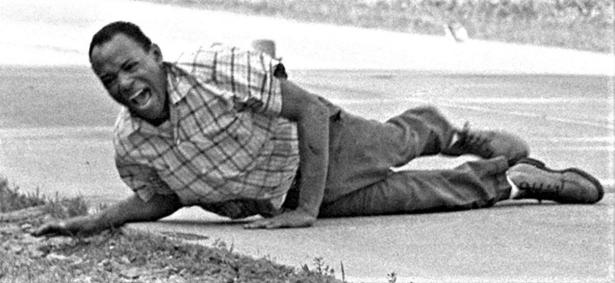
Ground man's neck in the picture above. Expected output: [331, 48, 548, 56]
[149, 97, 170, 126]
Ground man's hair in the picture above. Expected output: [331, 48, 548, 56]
[88, 21, 152, 59]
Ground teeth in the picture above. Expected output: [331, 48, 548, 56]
[129, 89, 144, 101]
[129, 89, 150, 106]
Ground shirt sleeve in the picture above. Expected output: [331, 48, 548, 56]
[190, 45, 284, 116]
[115, 156, 175, 202]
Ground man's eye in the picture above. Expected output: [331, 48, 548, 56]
[102, 77, 115, 86]
[125, 62, 138, 71]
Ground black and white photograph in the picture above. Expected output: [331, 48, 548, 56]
[1, 0, 613, 282]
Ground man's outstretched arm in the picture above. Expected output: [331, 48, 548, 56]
[32, 193, 182, 237]
[245, 79, 329, 229]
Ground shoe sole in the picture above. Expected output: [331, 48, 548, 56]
[517, 157, 605, 203]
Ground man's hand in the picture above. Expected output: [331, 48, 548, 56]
[32, 216, 99, 237]
[244, 208, 316, 229]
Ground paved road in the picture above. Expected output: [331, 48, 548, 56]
[1, 67, 613, 282]
[1, 0, 613, 282]
[135, 196, 614, 283]
[1, 68, 612, 198]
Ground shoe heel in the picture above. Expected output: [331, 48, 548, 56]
[518, 157, 545, 168]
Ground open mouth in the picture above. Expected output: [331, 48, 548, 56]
[128, 88, 152, 107]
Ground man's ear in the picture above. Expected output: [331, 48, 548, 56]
[150, 43, 163, 63]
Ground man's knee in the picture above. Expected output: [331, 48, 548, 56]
[408, 104, 444, 118]
[389, 104, 448, 126]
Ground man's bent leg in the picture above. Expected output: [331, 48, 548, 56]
[319, 156, 511, 217]
[323, 102, 457, 202]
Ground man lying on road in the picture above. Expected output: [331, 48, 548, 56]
[34, 21, 604, 236]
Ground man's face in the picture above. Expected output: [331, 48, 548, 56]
[90, 33, 168, 124]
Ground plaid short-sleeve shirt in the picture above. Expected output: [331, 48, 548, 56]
[113, 45, 300, 207]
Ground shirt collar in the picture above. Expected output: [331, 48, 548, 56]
[165, 62, 194, 105]
[115, 107, 172, 138]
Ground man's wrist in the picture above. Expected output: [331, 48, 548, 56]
[295, 204, 319, 218]
[95, 209, 122, 230]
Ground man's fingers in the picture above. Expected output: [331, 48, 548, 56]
[31, 223, 54, 237]
[30, 226, 47, 237]
[244, 219, 283, 229]
[31, 226, 53, 237]
[243, 219, 301, 229]
[266, 221, 287, 229]
[244, 211, 316, 229]
[243, 219, 269, 229]
[31, 222, 67, 237]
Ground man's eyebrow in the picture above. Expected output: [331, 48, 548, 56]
[99, 72, 115, 83]
[98, 61, 125, 80]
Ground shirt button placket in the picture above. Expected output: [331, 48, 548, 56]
[173, 115, 180, 145]
[169, 107, 180, 146]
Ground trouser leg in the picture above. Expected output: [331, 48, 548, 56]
[321, 99, 457, 203]
[319, 156, 511, 217]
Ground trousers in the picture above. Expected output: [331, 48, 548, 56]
[283, 98, 512, 217]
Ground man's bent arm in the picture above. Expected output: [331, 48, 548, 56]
[33, 193, 182, 237]
[245, 79, 329, 228]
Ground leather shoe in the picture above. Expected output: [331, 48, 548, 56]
[507, 158, 604, 204]
[442, 122, 529, 165]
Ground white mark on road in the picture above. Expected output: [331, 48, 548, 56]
[330, 97, 613, 130]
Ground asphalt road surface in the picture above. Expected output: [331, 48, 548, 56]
[1, 66, 613, 282]
[1, 0, 613, 281]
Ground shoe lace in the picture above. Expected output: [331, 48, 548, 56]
[517, 179, 565, 202]
[456, 122, 494, 157]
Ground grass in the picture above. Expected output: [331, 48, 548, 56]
[1, 229, 341, 282]
[140, 0, 613, 53]
[0, 177, 341, 282]
[0, 178, 45, 213]
[0, 177, 88, 219]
